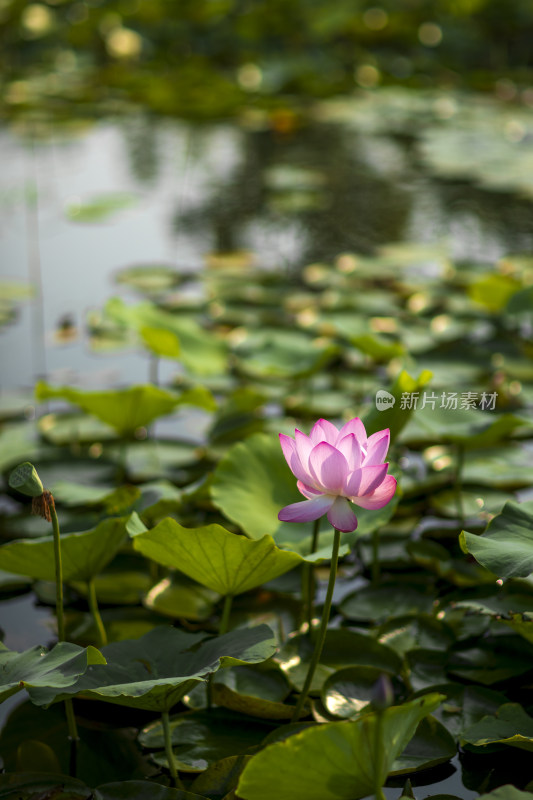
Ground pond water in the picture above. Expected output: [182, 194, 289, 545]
[2, 89, 533, 393]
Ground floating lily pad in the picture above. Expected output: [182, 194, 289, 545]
[114, 264, 183, 295]
[375, 614, 455, 657]
[460, 703, 533, 753]
[0, 773, 92, 800]
[96, 781, 205, 800]
[236, 694, 443, 800]
[448, 636, 533, 685]
[144, 574, 220, 621]
[51, 481, 140, 511]
[212, 665, 293, 720]
[65, 192, 138, 223]
[104, 298, 227, 376]
[408, 539, 495, 586]
[140, 709, 274, 772]
[340, 583, 434, 624]
[189, 755, 252, 799]
[276, 629, 402, 693]
[321, 666, 385, 719]
[38, 413, 117, 444]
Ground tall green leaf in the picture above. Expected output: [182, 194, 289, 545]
[35, 382, 215, 437]
[0, 518, 127, 583]
[0, 642, 105, 704]
[237, 694, 443, 800]
[27, 625, 277, 712]
[132, 518, 302, 595]
[460, 501, 533, 579]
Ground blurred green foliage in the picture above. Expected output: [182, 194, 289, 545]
[1, 0, 532, 118]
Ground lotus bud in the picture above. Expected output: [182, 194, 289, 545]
[371, 673, 394, 711]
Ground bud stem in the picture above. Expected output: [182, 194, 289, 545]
[50, 500, 65, 642]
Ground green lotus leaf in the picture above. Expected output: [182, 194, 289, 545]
[460, 501, 533, 579]
[477, 787, 533, 799]
[189, 755, 252, 799]
[210, 432, 301, 540]
[321, 666, 385, 719]
[448, 636, 533, 685]
[0, 641, 105, 704]
[144, 574, 220, 621]
[236, 694, 443, 800]
[364, 369, 433, 443]
[26, 625, 277, 712]
[0, 773, 92, 800]
[212, 665, 293, 720]
[132, 518, 302, 595]
[35, 382, 215, 437]
[276, 629, 402, 693]
[104, 297, 227, 376]
[401, 406, 527, 449]
[460, 703, 533, 752]
[50, 481, 141, 511]
[389, 716, 456, 774]
[340, 583, 434, 624]
[65, 192, 138, 223]
[469, 273, 522, 313]
[141, 326, 181, 358]
[0, 518, 127, 583]
[96, 780, 206, 800]
[140, 709, 273, 772]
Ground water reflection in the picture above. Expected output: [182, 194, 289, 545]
[2, 102, 533, 392]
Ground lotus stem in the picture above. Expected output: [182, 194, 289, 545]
[371, 527, 380, 586]
[454, 444, 465, 525]
[161, 710, 184, 789]
[87, 577, 107, 648]
[49, 499, 79, 773]
[219, 593, 233, 636]
[207, 594, 234, 710]
[291, 527, 341, 723]
[303, 518, 320, 634]
[150, 354, 160, 386]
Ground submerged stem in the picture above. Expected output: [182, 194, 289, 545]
[87, 577, 107, 648]
[161, 710, 184, 789]
[291, 527, 341, 723]
[371, 527, 380, 586]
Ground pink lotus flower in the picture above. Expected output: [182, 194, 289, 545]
[278, 417, 396, 533]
